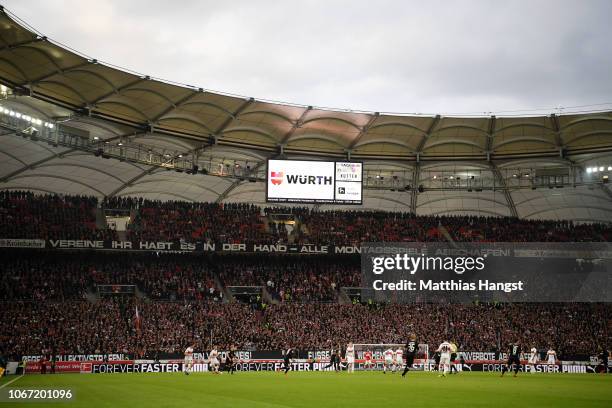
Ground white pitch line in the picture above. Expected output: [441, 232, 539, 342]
[0, 374, 24, 389]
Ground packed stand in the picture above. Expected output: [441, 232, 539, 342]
[2, 301, 609, 360]
[296, 210, 612, 245]
[126, 200, 286, 244]
[0, 252, 87, 301]
[1, 300, 131, 359]
[296, 210, 446, 245]
[445, 216, 612, 242]
[101, 196, 144, 211]
[216, 255, 361, 302]
[0, 251, 220, 302]
[0, 191, 116, 241]
[3, 192, 612, 244]
[0, 252, 356, 303]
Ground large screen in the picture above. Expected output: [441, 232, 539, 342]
[266, 159, 362, 204]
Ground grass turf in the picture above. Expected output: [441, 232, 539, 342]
[1, 371, 611, 407]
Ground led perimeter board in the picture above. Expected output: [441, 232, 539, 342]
[266, 159, 363, 204]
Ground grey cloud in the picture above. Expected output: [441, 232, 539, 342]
[3, 0, 611, 114]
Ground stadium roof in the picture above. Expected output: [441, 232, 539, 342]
[1, 7, 612, 222]
[2, 7, 612, 160]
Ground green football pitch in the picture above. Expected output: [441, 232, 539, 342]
[1, 371, 610, 407]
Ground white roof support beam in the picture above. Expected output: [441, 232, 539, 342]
[550, 113, 565, 156]
[150, 88, 203, 124]
[599, 184, 612, 205]
[105, 165, 160, 199]
[280, 105, 312, 146]
[214, 97, 254, 137]
[215, 179, 243, 204]
[410, 162, 420, 214]
[215, 158, 266, 203]
[523, 205, 612, 219]
[86, 76, 150, 110]
[366, 194, 413, 209]
[490, 162, 518, 217]
[416, 115, 441, 157]
[486, 115, 496, 160]
[348, 112, 379, 149]
[0, 36, 45, 52]
[26, 60, 93, 85]
[10, 173, 106, 196]
[0, 147, 27, 165]
[0, 148, 77, 182]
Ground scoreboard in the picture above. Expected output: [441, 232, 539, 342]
[266, 159, 363, 204]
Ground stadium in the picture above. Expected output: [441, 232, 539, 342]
[0, 2, 610, 407]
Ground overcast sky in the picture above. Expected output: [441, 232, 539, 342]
[3, 0, 612, 115]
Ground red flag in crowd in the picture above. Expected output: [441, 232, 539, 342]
[135, 305, 142, 333]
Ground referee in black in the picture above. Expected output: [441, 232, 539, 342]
[335, 345, 342, 371]
[226, 348, 237, 375]
[324, 347, 338, 371]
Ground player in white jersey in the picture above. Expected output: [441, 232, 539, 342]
[436, 341, 452, 377]
[395, 348, 404, 373]
[346, 343, 355, 373]
[184, 344, 195, 375]
[383, 348, 394, 373]
[209, 346, 220, 374]
[528, 347, 538, 373]
[546, 348, 557, 365]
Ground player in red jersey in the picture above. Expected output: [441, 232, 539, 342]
[363, 350, 373, 370]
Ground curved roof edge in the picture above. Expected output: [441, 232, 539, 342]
[1, 6, 612, 161]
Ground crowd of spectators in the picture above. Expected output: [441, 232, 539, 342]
[1, 300, 131, 359]
[3, 192, 612, 244]
[446, 303, 610, 357]
[444, 216, 612, 242]
[102, 196, 143, 211]
[0, 191, 115, 241]
[86, 253, 221, 301]
[0, 251, 220, 302]
[1, 300, 608, 359]
[0, 252, 88, 301]
[296, 210, 445, 245]
[217, 255, 360, 302]
[131, 300, 258, 356]
[292, 209, 612, 244]
[125, 200, 284, 244]
[2, 193, 611, 362]
[0, 251, 360, 303]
